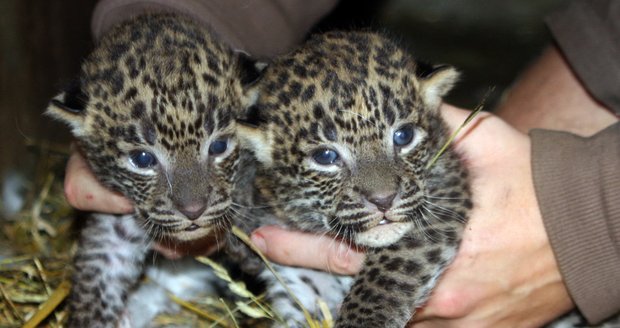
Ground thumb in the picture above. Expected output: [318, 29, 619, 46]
[251, 226, 364, 275]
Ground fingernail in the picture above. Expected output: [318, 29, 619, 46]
[251, 232, 267, 253]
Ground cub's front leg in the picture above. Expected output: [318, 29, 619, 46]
[67, 214, 149, 328]
[259, 264, 352, 328]
[335, 237, 457, 328]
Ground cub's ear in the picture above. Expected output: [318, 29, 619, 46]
[235, 50, 268, 86]
[46, 81, 88, 136]
[236, 115, 272, 166]
[417, 64, 459, 108]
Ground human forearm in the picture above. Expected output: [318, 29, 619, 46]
[496, 1, 620, 321]
[495, 46, 617, 135]
[91, 0, 338, 57]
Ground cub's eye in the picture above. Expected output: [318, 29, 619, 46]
[393, 125, 415, 146]
[209, 139, 228, 155]
[129, 150, 157, 169]
[312, 148, 339, 165]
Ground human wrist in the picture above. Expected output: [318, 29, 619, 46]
[495, 46, 617, 136]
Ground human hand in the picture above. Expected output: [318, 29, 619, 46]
[250, 104, 574, 327]
[410, 104, 574, 327]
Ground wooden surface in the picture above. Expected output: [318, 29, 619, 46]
[0, 0, 97, 173]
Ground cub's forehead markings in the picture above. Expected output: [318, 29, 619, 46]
[315, 117, 338, 142]
[141, 120, 157, 145]
[131, 101, 146, 119]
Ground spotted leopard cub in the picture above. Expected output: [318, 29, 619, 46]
[47, 14, 260, 327]
[239, 31, 471, 328]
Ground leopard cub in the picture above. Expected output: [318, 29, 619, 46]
[47, 14, 260, 327]
[239, 31, 471, 328]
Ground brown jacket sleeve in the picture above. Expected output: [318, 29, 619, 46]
[532, 0, 620, 323]
[546, 0, 620, 116]
[531, 124, 620, 323]
[91, 0, 338, 58]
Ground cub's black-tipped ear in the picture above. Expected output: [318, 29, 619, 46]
[51, 80, 88, 113]
[417, 64, 459, 108]
[236, 104, 266, 127]
[236, 51, 268, 86]
[414, 60, 439, 79]
[46, 81, 89, 136]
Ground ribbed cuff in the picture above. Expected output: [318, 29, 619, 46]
[531, 123, 620, 323]
[546, 0, 620, 115]
[91, 0, 337, 58]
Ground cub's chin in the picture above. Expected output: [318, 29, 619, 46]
[172, 225, 219, 242]
[354, 221, 414, 248]
[142, 210, 231, 241]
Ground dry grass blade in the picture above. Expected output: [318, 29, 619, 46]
[426, 86, 495, 170]
[196, 256, 254, 299]
[0, 282, 23, 322]
[30, 174, 57, 251]
[168, 293, 233, 327]
[231, 226, 325, 328]
[317, 299, 333, 328]
[196, 256, 276, 322]
[220, 298, 239, 328]
[33, 258, 52, 296]
[21, 280, 70, 328]
[235, 301, 270, 319]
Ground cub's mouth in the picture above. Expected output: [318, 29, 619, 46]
[373, 213, 405, 227]
[378, 218, 392, 225]
[172, 220, 230, 242]
[355, 216, 414, 248]
[350, 214, 402, 234]
[185, 223, 200, 232]
[151, 215, 231, 241]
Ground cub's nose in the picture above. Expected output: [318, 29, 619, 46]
[177, 201, 207, 220]
[367, 193, 396, 212]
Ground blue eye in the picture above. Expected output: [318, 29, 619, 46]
[209, 139, 228, 155]
[312, 148, 339, 165]
[129, 150, 157, 169]
[393, 125, 415, 146]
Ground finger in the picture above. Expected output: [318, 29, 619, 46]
[64, 151, 133, 213]
[251, 226, 364, 275]
[440, 103, 471, 132]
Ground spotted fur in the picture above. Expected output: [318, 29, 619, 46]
[239, 31, 471, 328]
[239, 31, 620, 328]
[47, 14, 260, 327]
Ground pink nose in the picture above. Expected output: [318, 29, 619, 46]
[367, 193, 396, 212]
[178, 202, 207, 220]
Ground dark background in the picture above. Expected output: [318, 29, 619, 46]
[0, 0, 567, 212]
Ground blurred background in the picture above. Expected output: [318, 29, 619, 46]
[0, 0, 568, 240]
